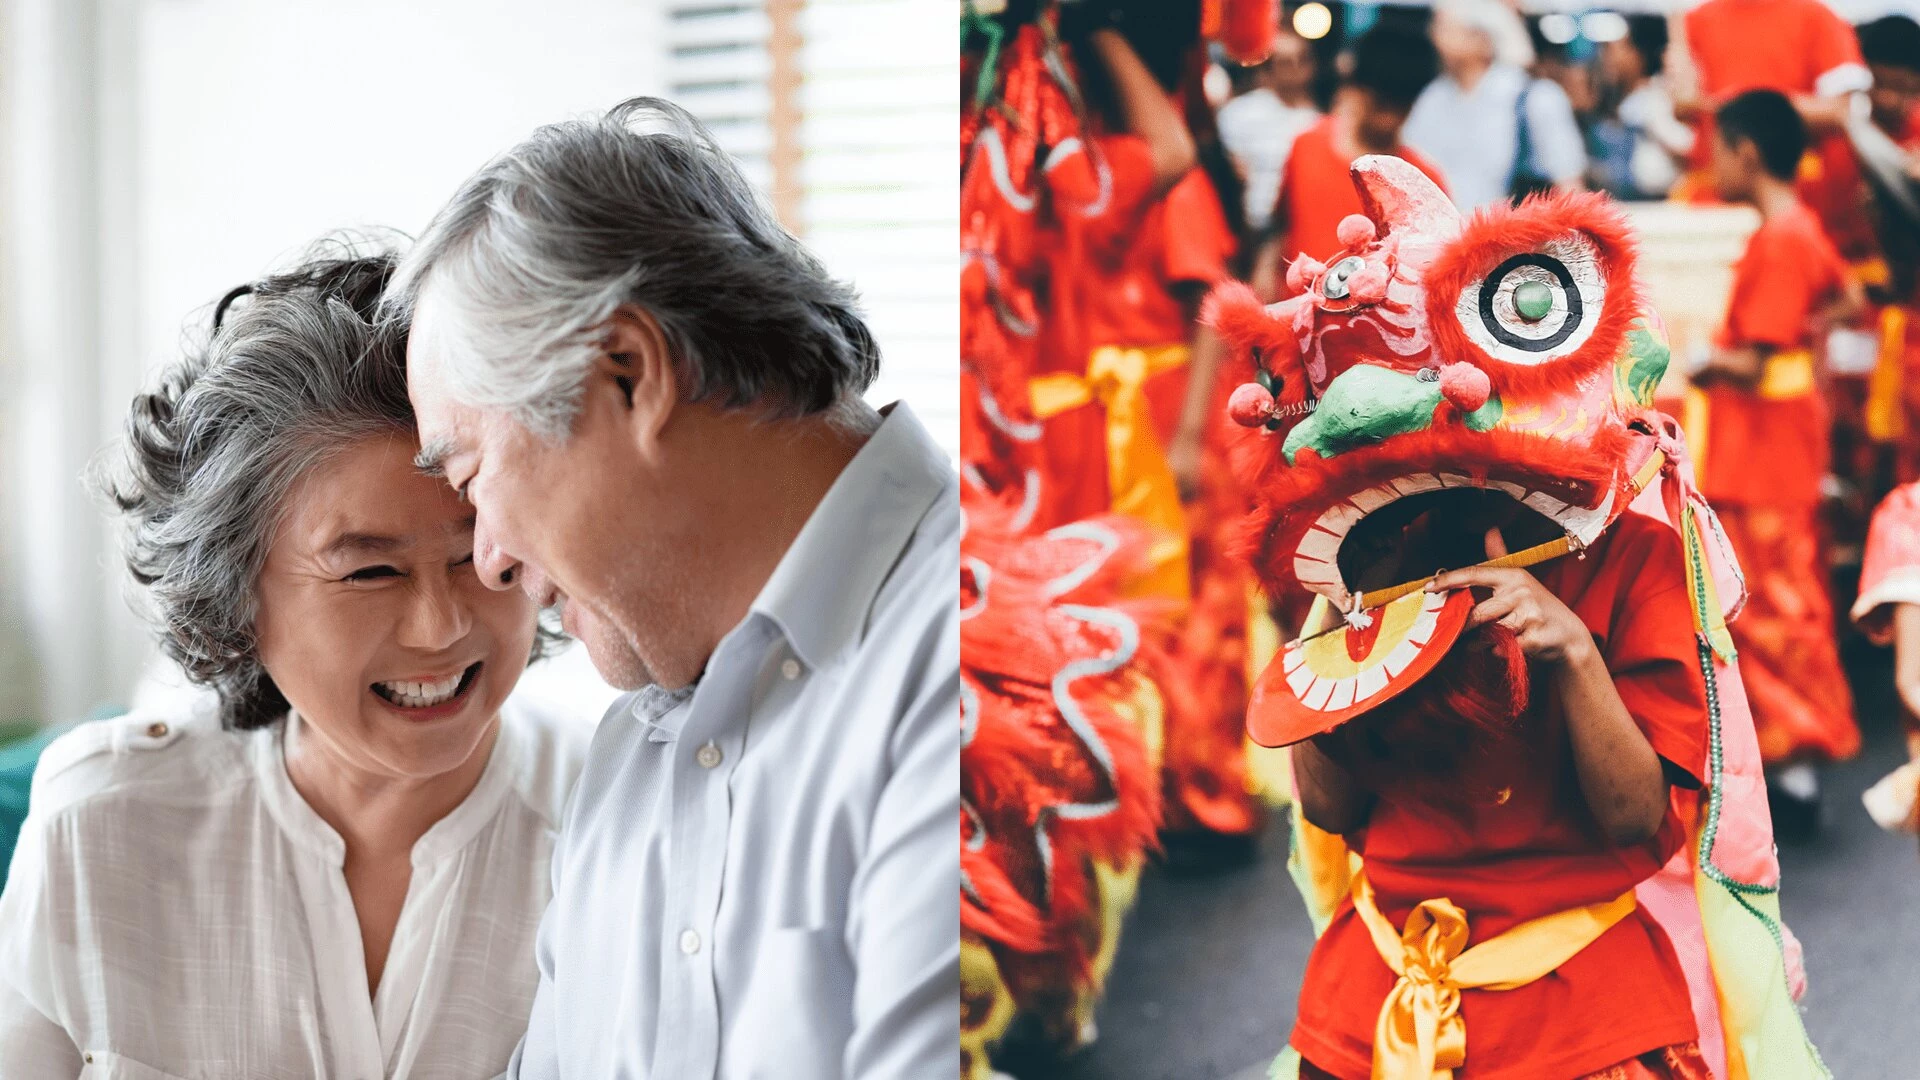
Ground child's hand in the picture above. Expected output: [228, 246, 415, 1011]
[1428, 528, 1596, 666]
[1692, 346, 1763, 390]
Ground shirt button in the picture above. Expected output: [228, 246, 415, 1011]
[679, 929, 702, 955]
[146, 721, 169, 738]
[781, 658, 801, 680]
[695, 741, 723, 769]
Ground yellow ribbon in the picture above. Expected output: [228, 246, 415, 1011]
[1349, 869, 1637, 1080]
[1031, 344, 1192, 600]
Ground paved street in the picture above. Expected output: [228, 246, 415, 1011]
[1008, 646, 1920, 1080]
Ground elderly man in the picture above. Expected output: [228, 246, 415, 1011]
[386, 97, 958, 1079]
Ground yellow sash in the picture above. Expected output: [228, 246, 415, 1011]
[1866, 306, 1909, 444]
[1755, 349, 1814, 401]
[1349, 870, 1637, 1080]
[1030, 344, 1192, 600]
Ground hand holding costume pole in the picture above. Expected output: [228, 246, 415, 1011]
[1434, 529, 1668, 845]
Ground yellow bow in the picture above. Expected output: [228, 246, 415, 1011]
[1349, 870, 1637, 1080]
[1030, 344, 1192, 600]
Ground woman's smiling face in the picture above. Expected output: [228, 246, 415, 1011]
[253, 432, 537, 782]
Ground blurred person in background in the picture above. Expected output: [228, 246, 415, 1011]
[1403, 0, 1587, 210]
[1254, 25, 1446, 301]
[0, 249, 588, 1077]
[1852, 15, 1920, 487]
[1217, 27, 1322, 237]
[1672, 0, 1869, 225]
[1691, 90, 1867, 831]
[391, 98, 957, 1080]
[1589, 14, 1694, 201]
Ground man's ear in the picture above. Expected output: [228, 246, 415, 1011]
[595, 305, 677, 455]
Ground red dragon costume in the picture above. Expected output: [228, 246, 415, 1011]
[1207, 156, 1824, 1080]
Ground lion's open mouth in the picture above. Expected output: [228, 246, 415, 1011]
[1293, 472, 1619, 601]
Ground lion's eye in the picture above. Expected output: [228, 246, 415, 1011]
[1454, 236, 1605, 366]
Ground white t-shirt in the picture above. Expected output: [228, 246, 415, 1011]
[1216, 88, 1321, 232]
[1404, 64, 1589, 210]
[0, 697, 590, 1079]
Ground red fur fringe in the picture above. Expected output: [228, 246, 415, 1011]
[1226, 422, 1633, 593]
[1423, 189, 1644, 404]
[961, 489, 1166, 979]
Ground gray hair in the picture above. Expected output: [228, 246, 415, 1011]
[382, 96, 881, 441]
[96, 239, 560, 730]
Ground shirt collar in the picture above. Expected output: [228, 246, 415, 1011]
[749, 402, 953, 672]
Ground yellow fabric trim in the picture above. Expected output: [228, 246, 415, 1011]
[1756, 349, 1815, 400]
[1683, 386, 1711, 492]
[1866, 306, 1909, 444]
[1030, 344, 1193, 600]
[1349, 870, 1637, 1080]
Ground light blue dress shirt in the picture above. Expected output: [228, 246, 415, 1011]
[507, 403, 960, 1080]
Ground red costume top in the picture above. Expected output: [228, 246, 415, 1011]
[1036, 135, 1237, 523]
[1290, 513, 1707, 1080]
[1698, 200, 1850, 508]
[1273, 117, 1447, 277]
[1682, 0, 1868, 174]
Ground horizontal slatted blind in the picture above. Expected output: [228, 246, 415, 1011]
[670, 0, 957, 457]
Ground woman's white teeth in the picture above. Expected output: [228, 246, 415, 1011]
[378, 673, 463, 708]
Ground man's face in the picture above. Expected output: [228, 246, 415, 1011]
[1868, 63, 1920, 135]
[1431, 13, 1491, 73]
[406, 287, 667, 690]
[1271, 33, 1315, 97]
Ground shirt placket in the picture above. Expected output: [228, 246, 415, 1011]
[654, 622, 763, 1079]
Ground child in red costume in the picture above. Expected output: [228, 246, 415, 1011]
[1290, 509, 1711, 1080]
[1692, 90, 1865, 815]
[1207, 153, 1823, 1079]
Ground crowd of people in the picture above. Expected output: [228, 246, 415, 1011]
[961, 0, 1920, 1076]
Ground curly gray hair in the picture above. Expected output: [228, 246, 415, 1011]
[381, 96, 881, 441]
[95, 240, 561, 730]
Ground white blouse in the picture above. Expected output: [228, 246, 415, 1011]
[0, 696, 590, 1080]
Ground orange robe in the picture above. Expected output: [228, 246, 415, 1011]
[1695, 200, 1860, 764]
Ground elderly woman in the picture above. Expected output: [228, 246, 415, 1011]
[0, 248, 587, 1078]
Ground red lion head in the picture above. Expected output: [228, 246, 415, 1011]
[1210, 156, 1673, 615]
[1208, 158, 1676, 745]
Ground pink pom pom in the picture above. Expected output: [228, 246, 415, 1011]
[1347, 262, 1391, 304]
[1336, 214, 1377, 250]
[1228, 382, 1276, 427]
[1438, 363, 1492, 414]
[1285, 255, 1324, 296]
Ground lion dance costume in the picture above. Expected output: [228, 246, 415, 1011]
[959, 2, 1276, 1073]
[958, 489, 1165, 1077]
[1207, 157, 1824, 1079]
